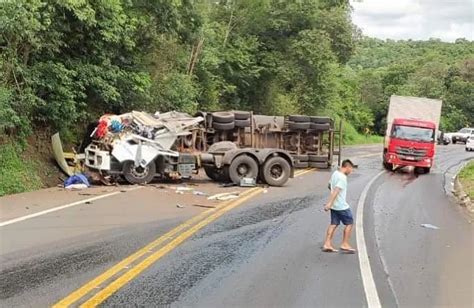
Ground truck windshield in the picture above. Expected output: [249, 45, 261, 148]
[391, 125, 435, 143]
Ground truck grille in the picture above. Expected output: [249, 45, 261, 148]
[395, 146, 427, 158]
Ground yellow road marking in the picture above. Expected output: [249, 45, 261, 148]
[80, 188, 264, 307]
[295, 168, 316, 176]
[53, 188, 259, 308]
[55, 169, 317, 307]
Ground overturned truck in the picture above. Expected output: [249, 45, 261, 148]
[54, 110, 341, 186]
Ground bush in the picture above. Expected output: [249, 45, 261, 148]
[0, 143, 42, 196]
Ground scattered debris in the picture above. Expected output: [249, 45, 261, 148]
[79, 192, 101, 196]
[192, 204, 216, 209]
[263, 189, 268, 194]
[176, 186, 194, 192]
[65, 184, 89, 190]
[240, 177, 256, 187]
[64, 173, 90, 189]
[85, 201, 92, 205]
[193, 191, 208, 196]
[220, 183, 236, 188]
[420, 223, 440, 230]
[208, 192, 240, 201]
[176, 204, 185, 208]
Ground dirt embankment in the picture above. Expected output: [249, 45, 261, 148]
[26, 130, 67, 188]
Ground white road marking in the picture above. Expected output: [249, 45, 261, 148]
[0, 187, 143, 227]
[356, 170, 385, 308]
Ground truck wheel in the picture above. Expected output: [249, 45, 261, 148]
[308, 154, 328, 162]
[310, 123, 331, 131]
[383, 161, 393, 171]
[123, 160, 156, 184]
[234, 111, 250, 120]
[288, 115, 310, 123]
[212, 112, 234, 123]
[309, 162, 330, 169]
[289, 122, 310, 130]
[423, 167, 431, 174]
[293, 154, 309, 162]
[310, 116, 331, 124]
[213, 121, 235, 131]
[263, 156, 291, 187]
[235, 119, 251, 128]
[228, 155, 259, 184]
[294, 161, 309, 168]
[204, 166, 228, 182]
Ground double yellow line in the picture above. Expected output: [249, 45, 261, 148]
[54, 168, 314, 307]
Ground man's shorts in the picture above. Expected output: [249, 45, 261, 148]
[330, 209, 353, 225]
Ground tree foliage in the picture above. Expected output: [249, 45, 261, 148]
[1, 0, 472, 143]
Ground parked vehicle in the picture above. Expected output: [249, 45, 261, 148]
[437, 131, 450, 145]
[446, 128, 474, 144]
[383, 95, 442, 174]
[466, 135, 474, 151]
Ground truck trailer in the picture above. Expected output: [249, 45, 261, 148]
[383, 95, 443, 173]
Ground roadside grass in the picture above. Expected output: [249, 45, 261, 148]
[0, 143, 42, 196]
[342, 121, 383, 145]
[458, 161, 474, 199]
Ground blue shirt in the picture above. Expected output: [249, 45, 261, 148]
[329, 170, 349, 211]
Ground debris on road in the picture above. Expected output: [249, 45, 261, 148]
[192, 204, 216, 209]
[64, 173, 90, 189]
[176, 204, 185, 208]
[420, 223, 440, 230]
[240, 177, 256, 187]
[208, 192, 240, 201]
[176, 186, 194, 192]
[193, 191, 208, 196]
[65, 184, 88, 190]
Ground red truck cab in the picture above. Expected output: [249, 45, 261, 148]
[383, 118, 436, 173]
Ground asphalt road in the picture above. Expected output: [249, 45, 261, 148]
[0, 144, 472, 307]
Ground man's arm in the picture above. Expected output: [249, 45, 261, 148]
[324, 187, 341, 211]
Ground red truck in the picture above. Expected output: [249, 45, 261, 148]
[383, 96, 442, 173]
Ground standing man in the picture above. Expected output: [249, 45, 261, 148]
[322, 159, 356, 253]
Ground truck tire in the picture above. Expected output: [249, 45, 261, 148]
[294, 161, 309, 168]
[235, 119, 251, 128]
[228, 155, 259, 184]
[383, 161, 393, 171]
[310, 123, 331, 131]
[262, 156, 291, 186]
[212, 112, 234, 123]
[293, 154, 309, 162]
[204, 166, 228, 182]
[309, 155, 328, 162]
[213, 121, 235, 131]
[309, 162, 329, 169]
[122, 160, 156, 184]
[310, 116, 331, 124]
[289, 121, 310, 130]
[288, 115, 310, 123]
[234, 111, 250, 120]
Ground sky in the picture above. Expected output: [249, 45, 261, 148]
[351, 0, 474, 42]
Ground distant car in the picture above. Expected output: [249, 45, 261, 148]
[466, 135, 474, 151]
[447, 128, 474, 144]
[437, 131, 450, 145]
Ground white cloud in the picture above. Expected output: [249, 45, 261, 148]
[351, 0, 474, 41]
